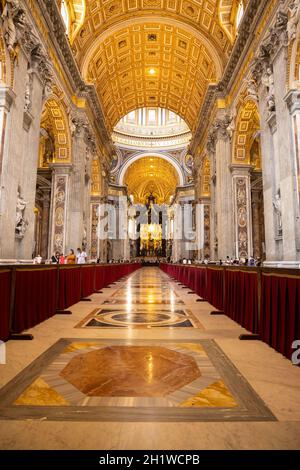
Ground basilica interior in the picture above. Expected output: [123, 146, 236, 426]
[0, 0, 300, 453]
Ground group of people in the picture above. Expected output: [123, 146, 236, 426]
[51, 248, 87, 265]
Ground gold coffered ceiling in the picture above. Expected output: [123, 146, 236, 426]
[72, 1, 240, 134]
[124, 156, 179, 204]
[85, 23, 218, 132]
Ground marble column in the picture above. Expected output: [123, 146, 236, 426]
[211, 114, 234, 260]
[231, 165, 253, 259]
[49, 164, 72, 256]
[199, 197, 211, 260]
[90, 198, 100, 261]
[66, 113, 88, 253]
[251, 187, 265, 260]
[40, 187, 51, 259]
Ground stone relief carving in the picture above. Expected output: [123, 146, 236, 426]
[1, 4, 53, 93]
[251, 9, 288, 98]
[246, 77, 259, 102]
[15, 185, 28, 238]
[235, 178, 248, 258]
[1, 0, 25, 57]
[287, 0, 300, 43]
[53, 176, 67, 253]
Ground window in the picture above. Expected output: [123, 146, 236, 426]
[61, 0, 70, 34]
[236, 1, 244, 29]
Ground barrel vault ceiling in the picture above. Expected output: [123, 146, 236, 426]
[72, 1, 244, 133]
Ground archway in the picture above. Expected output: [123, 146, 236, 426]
[124, 155, 179, 258]
[233, 99, 265, 260]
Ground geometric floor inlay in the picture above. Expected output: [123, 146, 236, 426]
[75, 308, 204, 329]
[0, 339, 276, 422]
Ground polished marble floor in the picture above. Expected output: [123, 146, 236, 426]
[0, 267, 300, 449]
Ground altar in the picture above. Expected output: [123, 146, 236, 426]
[140, 224, 162, 256]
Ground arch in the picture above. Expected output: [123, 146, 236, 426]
[74, 3, 231, 67]
[39, 94, 72, 168]
[118, 152, 185, 187]
[123, 155, 179, 204]
[233, 99, 261, 168]
[82, 19, 221, 133]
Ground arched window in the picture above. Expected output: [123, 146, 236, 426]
[236, 1, 244, 29]
[61, 0, 70, 34]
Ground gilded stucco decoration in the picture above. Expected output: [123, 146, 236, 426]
[73, 0, 233, 65]
[39, 95, 72, 167]
[124, 156, 179, 204]
[200, 156, 211, 197]
[91, 158, 101, 196]
[233, 99, 260, 168]
[84, 23, 218, 132]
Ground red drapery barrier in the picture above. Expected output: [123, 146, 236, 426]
[57, 266, 82, 310]
[0, 263, 140, 341]
[0, 269, 11, 341]
[260, 273, 300, 360]
[81, 265, 96, 298]
[13, 267, 57, 333]
[206, 268, 224, 311]
[224, 269, 259, 334]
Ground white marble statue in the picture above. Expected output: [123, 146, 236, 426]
[15, 187, 28, 237]
[273, 191, 282, 232]
[24, 70, 33, 113]
[246, 78, 258, 102]
[262, 67, 276, 112]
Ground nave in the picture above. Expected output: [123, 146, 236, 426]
[0, 267, 300, 450]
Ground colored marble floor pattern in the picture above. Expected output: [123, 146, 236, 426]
[0, 338, 275, 422]
[76, 308, 203, 329]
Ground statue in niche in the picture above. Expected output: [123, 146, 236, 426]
[287, 1, 300, 43]
[273, 190, 282, 235]
[262, 67, 276, 112]
[15, 186, 28, 238]
[40, 127, 55, 166]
